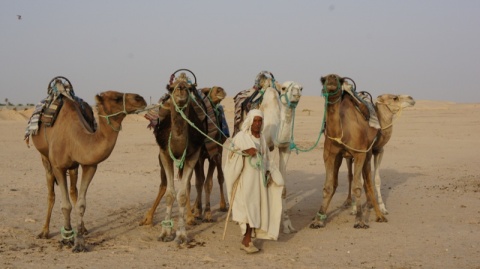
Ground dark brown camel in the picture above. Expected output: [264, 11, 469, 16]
[31, 78, 147, 252]
[310, 74, 387, 229]
[140, 76, 206, 243]
[191, 86, 228, 223]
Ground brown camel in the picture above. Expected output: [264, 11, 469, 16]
[310, 74, 387, 229]
[344, 93, 416, 215]
[191, 86, 229, 223]
[140, 74, 206, 243]
[31, 79, 147, 252]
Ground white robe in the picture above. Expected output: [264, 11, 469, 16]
[224, 129, 284, 240]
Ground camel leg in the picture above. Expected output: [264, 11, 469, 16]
[140, 154, 167, 226]
[216, 152, 228, 212]
[192, 158, 205, 221]
[362, 155, 388, 224]
[310, 153, 342, 229]
[373, 151, 388, 214]
[351, 154, 369, 229]
[158, 154, 176, 242]
[175, 150, 200, 244]
[37, 156, 55, 239]
[71, 164, 97, 252]
[343, 158, 356, 214]
[68, 168, 78, 205]
[278, 147, 296, 234]
[51, 167, 75, 246]
[202, 159, 215, 222]
[185, 171, 196, 226]
[68, 168, 87, 235]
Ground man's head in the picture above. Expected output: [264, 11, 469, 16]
[251, 116, 263, 136]
[241, 109, 264, 135]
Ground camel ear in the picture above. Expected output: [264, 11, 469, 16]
[339, 77, 345, 85]
[320, 76, 326, 85]
[95, 93, 103, 104]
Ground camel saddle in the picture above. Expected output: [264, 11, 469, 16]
[343, 87, 381, 129]
[40, 97, 63, 127]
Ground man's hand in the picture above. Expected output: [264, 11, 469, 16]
[243, 148, 257, 157]
[266, 170, 273, 187]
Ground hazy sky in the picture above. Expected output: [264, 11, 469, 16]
[1, 0, 479, 105]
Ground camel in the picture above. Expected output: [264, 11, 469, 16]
[233, 72, 303, 234]
[140, 72, 206, 243]
[310, 74, 387, 229]
[344, 93, 416, 215]
[31, 77, 147, 252]
[191, 86, 229, 223]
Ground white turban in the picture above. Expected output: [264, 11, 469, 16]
[241, 109, 264, 134]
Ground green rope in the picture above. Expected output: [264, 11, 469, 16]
[161, 219, 174, 228]
[288, 81, 342, 153]
[168, 132, 187, 169]
[316, 212, 327, 221]
[171, 91, 248, 159]
[60, 226, 76, 240]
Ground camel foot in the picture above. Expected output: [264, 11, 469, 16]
[202, 211, 214, 223]
[353, 221, 369, 229]
[60, 238, 75, 248]
[309, 212, 327, 229]
[219, 203, 228, 212]
[202, 217, 215, 223]
[309, 221, 325, 229]
[175, 230, 191, 245]
[158, 225, 175, 242]
[342, 198, 353, 209]
[187, 218, 199, 226]
[36, 230, 50, 239]
[72, 237, 88, 253]
[376, 215, 388, 223]
[282, 219, 297, 234]
[174, 235, 191, 245]
[158, 232, 175, 242]
[139, 215, 154, 226]
[379, 204, 389, 215]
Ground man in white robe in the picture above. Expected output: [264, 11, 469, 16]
[224, 109, 284, 254]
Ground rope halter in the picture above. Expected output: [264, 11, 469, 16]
[375, 98, 404, 130]
[98, 93, 128, 132]
[280, 82, 299, 109]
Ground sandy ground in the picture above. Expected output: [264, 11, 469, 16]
[1, 96, 479, 269]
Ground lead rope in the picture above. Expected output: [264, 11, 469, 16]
[288, 82, 341, 153]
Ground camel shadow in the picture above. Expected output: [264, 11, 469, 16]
[72, 167, 423, 249]
[273, 167, 423, 243]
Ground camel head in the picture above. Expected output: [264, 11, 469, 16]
[201, 86, 226, 105]
[95, 91, 147, 115]
[320, 74, 344, 94]
[166, 80, 195, 108]
[280, 81, 303, 107]
[376, 94, 416, 113]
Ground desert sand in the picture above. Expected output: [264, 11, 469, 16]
[1, 96, 479, 269]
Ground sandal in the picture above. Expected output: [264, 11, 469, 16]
[240, 242, 260, 254]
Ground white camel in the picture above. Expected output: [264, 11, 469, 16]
[345, 93, 415, 215]
[234, 76, 303, 234]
